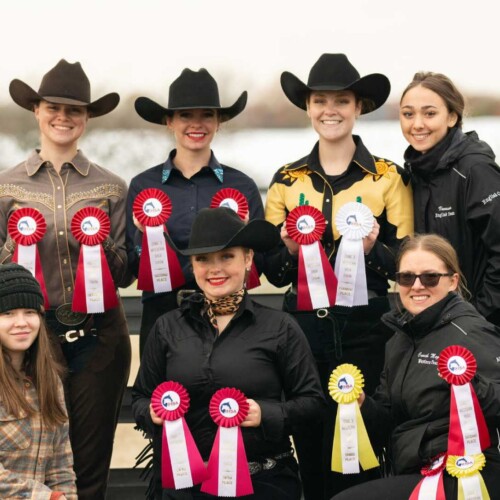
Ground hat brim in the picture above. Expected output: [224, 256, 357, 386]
[135, 91, 248, 125]
[166, 218, 279, 256]
[9, 79, 119, 118]
[280, 71, 390, 114]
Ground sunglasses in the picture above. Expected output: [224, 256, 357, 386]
[394, 272, 454, 287]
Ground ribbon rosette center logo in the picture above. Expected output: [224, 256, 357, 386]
[337, 374, 355, 394]
[161, 391, 181, 412]
[17, 216, 37, 236]
[447, 355, 467, 375]
[143, 198, 163, 218]
[219, 398, 239, 418]
[81, 216, 100, 236]
[345, 214, 361, 228]
[219, 198, 239, 212]
[455, 456, 474, 470]
[296, 215, 316, 234]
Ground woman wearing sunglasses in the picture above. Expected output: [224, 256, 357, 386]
[332, 233, 500, 499]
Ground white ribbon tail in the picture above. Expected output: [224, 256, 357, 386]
[218, 426, 238, 497]
[146, 226, 173, 293]
[165, 419, 193, 489]
[461, 474, 485, 500]
[17, 244, 37, 276]
[302, 242, 330, 309]
[82, 244, 104, 313]
[339, 402, 360, 474]
[453, 384, 482, 454]
[418, 473, 441, 499]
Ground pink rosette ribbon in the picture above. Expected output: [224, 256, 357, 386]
[286, 205, 338, 310]
[211, 189, 260, 290]
[133, 189, 185, 293]
[151, 381, 207, 489]
[201, 388, 253, 497]
[409, 453, 447, 500]
[71, 207, 118, 313]
[438, 346, 490, 455]
[8, 208, 50, 309]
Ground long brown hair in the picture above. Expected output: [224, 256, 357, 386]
[0, 315, 67, 429]
[397, 234, 470, 299]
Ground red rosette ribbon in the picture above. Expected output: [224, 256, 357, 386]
[8, 208, 50, 309]
[409, 454, 446, 500]
[210, 189, 260, 290]
[132, 189, 185, 293]
[201, 388, 253, 497]
[438, 346, 490, 456]
[70, 207, 117, 313]
[210, 188, 249, 220]
[151, 381, 207, 489]
[286, 205, 337, 310]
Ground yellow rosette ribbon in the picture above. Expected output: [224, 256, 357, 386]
[328, 364, 379, 474]
[446, 454, 490, 500]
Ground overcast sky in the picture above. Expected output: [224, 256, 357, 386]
[2, 0, 500, 108]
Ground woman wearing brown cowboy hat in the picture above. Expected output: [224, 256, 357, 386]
[0, 59, 133, 500]
[264, 53, 414, 498]
[132, 207, 325, 499]
[126, 68, 265, 357]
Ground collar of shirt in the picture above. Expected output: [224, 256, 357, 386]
[161, 149, 225, 184]
[25, 149, 92, 177]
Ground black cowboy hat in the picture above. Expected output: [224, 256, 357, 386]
[166, 207, 279, 256]
[281, 53, 390, 114]
[9, 59, 119, 118]
[135, 68, 247, 125]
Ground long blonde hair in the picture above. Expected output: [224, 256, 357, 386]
[0, 315, 67, 429]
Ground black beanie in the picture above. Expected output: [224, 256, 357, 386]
[0, 263, 44, 313]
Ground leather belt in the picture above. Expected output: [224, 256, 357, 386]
[246, 451, 294, 476]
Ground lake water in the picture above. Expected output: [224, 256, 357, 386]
[2, 117, 500, 191]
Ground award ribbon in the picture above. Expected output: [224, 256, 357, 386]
[8, 208, 50, 309]
[151, 381, 207, 490]
[71, 207, 118, 313]
[201, 388, 253, 497]
[286, 205, 338, 310]
[133, 189, 185, 293]
[328, 364, 379, 474]
[446, 454, 490, 500]
[334, 201, 374, 307]
[409, 454, 446, 500]
[438, 346, 490, 455]
[210, 189, 260, 290]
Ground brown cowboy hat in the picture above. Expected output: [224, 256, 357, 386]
[135, 68, 247, 125]
[9, 59, 119, 117]
[281, 53, 390, 114]
[165, 207, 279, 256]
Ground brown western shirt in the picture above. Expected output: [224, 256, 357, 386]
[0, 150, 133, 308]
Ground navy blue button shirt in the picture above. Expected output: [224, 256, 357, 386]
[126, 149, 264, 301]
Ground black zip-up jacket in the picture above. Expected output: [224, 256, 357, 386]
[361, 293, 500, 475]
[405, 128, 500, 325]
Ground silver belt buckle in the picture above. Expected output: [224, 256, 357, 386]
[64, 329, 85, 343]
[55, 303, 89, 326]
[262, 458, 276, 471]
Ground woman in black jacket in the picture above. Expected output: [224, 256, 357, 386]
[132, 207, 325, 500]
[332, 234, 500, 499]
[400, 72, 500, 326]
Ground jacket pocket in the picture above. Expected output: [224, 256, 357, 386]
[0, 413, 32, 451]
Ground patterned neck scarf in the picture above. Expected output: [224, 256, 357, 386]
[204, 288, 245, 332]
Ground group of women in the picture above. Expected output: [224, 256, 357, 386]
[0, 53, 499, 500]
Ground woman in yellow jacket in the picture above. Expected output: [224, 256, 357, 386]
[265, 53, 413, 499]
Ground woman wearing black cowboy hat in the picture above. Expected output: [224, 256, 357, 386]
[264, 54, 414, 498]
[132, 207, 325, 499]
[126, 68, 265, 357]
[0, 59, 133, 500]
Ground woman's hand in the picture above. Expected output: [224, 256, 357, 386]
[357, 391, 366, 408]
[133, 214, 145, 233]
[240, 399, 262, 427]
[281, 221, 299, 256]
[363, 219, 380, 255]
[149, 404, 163, 426]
